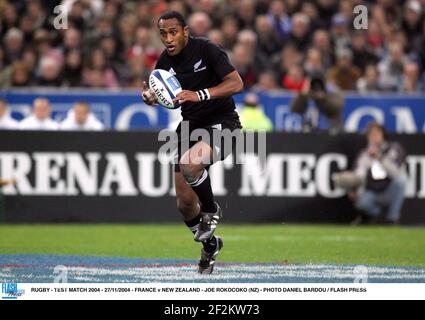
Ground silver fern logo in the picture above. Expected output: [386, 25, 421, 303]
[194, 59, 206, 72]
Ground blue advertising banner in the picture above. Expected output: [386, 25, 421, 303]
[1, 90, 424, 132]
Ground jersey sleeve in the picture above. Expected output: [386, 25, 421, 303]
[205, 40, 236, 79]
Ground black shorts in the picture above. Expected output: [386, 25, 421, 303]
[174, 119, 242, 172]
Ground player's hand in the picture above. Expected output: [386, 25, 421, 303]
[141, 81, 157, 106]
[173, 90, 199, 104]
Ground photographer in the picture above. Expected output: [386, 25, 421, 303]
[290, 76, 344, 133]
[333, 122, 407, 225]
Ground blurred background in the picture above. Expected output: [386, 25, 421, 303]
[0, 0, 425, 225]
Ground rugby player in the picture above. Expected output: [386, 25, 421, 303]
[141, 11, 244, 274]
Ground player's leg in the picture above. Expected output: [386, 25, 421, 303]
[179, 141, 223, 242]
[175, 170, 223, 274]
[175, 170, 200, 222]
[179, 141, 216, 212]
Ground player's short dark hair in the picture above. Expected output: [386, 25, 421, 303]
[157, 11, 187, 28]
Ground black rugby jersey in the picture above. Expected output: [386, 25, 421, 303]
[155, 36, 241, 127]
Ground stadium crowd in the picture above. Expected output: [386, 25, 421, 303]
[0, 0, 424, 93]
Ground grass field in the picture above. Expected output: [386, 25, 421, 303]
[1, 224, 425, 267]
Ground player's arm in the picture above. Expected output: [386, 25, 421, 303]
[175, 70, 243, 104]
[207, 70, 244, 98]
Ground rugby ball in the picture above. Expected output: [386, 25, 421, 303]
[149, 69, 182, 109]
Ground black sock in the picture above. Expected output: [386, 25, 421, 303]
[184, 213, 202, 234]
[203, 236, 218, 253]
[188, 169, 216, 213]
[184, 214, 217, 253]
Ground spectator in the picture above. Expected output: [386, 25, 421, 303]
[316, 0, 338, 29]
[11, 62, 32, 87]
[188, 11, 212, 37]
[60, 101, 104, 131]
[255, 15, 282, 57]
[3, 28, 24, 64]
[301, 1, 325, 31]
[357, 65, 383, 94]
[36, 57, 63, 87]
[21, 48, 38, 83]
[267, 0, 292, 41]
[400, 62, 422, 94]
[101, 35, 122, 69]
[0, 98, 19, 130]
[312, 29, 333, 69]
[26, 0, 49, 30]
[19, 14, 35, 43]
[231, 44, 257, 89]
[19, 97, 59, 130]
[83, 49, 118, 88]
[285, 0, 302, 16]
[61, 49, 83, 87]
[415, 20, 425, 73]
[0, 0, 422, 91]
[207, 29, 225, 47]
[237, 29, 268, 77]
[350, 31, 379, 71]
[282, 64, 306, 92]
[290, 76, 344, 132]
[338, 0, 354, 21]
[239, 93, 273, 132]
[0, 47, 4, 70]
[304, 47, 325, 78]
[378, 42, 409, 91]
[287, 13, 311, 52]
[220, 16, 239, 50]
[402, 0, 423, 44]
[118, 14, 138, 51]
[33, 29, 63, 64]
[331, 13, 350, 51]
[328, 48, 361, 91]
[367, 18, 385, 55]
[128, 26, 160, 71]
[85, 16, 115, 45]
[2, 3, 19, 31]
[275, 44, 303, 85]
[62, 28, 82, 54]
[253, 70, 280, 92]
[334, 122, 406, 225]
[237, 0, 256, 29]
